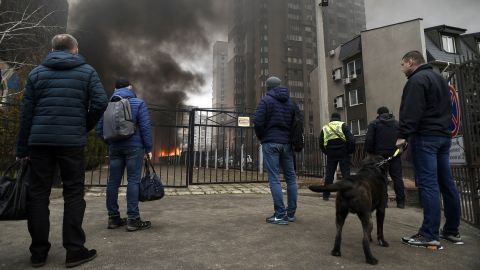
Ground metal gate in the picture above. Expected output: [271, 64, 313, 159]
[82, 107, 324, 188]
[448, 56, 480, 228]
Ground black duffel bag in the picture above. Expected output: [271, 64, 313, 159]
[0, 159, 30, 220]
[139, 158, 164, 202]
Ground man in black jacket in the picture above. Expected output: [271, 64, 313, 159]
[365, 106, 405, 208]
[319, 112, 355, 201]
[396, 51, 463, 248]
[16, 34, 108, 267]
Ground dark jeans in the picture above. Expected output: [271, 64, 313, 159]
[388, 156, 405, 203]
[262, 143, 297, 218]
[324, 149, 350, 198]
[27, 146, 87, 258]
[106, 147, 144, 219]
[410, 135, 461, 241]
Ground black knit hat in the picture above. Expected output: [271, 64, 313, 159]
[377, 106, 389, 115]
[330, 112, 341, 121]
[115, 78, 130, 89]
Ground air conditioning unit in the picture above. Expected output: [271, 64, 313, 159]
[329, 50, 335, 56]
[332, 74, 340, 81]
[344, 77, 351, 85]
[334, 96, 344, 109]
[351, 73, 357, 80]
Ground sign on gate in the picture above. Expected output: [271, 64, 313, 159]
[238, 116, 250, 127]
[449, 85, 461, 138]
[449, 136, 466, 165]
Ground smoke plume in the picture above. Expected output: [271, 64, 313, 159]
[68, 0, 226, 107]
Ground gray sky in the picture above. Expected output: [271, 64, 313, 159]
[365, 0, 480, 33]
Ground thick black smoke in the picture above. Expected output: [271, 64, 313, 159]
[68, 0, 226, 107]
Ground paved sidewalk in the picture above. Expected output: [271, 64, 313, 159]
[1, 189, 479, 269]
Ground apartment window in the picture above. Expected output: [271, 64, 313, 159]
[287, 13, 300, 20]
[287, 34, 302, 41]
[263, 35, 268, 41]
[347, 60, 356, 78]
[350, 119, 361, 136]
[305, 26, 312, 32]
[442, 35, 456, 53]
[306, 58, 314, 65]
[349, 90, 359, 106]
[288, 80, 303, 87]
[477, 41, 480, 52]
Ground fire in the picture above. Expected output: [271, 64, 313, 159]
[158, 148, 182, 157]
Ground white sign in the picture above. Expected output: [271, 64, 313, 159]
[238, 116, 250, 127]
[450, 136, 466, 165]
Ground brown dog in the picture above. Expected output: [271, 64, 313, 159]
[309, 155, 389, 265]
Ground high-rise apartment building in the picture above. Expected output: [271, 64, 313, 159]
[227, 0, 318, 132]
[322, 0, 366, 52]
[212, 41, 229, 109]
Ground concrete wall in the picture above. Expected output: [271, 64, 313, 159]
[361, 19, 426, 120]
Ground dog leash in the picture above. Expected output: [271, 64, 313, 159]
[374, 146, 404, 168]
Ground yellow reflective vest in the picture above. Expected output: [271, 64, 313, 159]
[322, 121, 346, 146]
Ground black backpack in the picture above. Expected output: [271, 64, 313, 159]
[290, 101, 304, 152]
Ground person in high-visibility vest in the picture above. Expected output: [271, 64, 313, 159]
[319, 112, 355, 201]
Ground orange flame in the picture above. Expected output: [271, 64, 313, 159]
[158, 148, 182, 157]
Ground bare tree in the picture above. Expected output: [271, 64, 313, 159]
[0, 0, 67, 99]
[0, 0, 67, 69]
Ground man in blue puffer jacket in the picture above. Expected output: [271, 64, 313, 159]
[254, 76, 297, 225]
[16, 34, 108, 268]
[96, 78, 153, 232]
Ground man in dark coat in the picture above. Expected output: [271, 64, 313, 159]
[365, 106, 405, 208]
[254, 76, 298, 225]
[16, 34, 108, 268]
[396, 50, 463, 248]
[319, 112, 355, 200]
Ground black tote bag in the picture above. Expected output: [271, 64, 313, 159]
[139, 159, 165, 202]
[0, 159, 30, 220]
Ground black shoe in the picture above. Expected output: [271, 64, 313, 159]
[397, 202, 405, 209]
[287, 213, 296, 222]
[265, 214, 288, 225]
[108, 216, 127, 229]
[126, 218, 151, 231]
[401, 233, 441, 247]
[323, 196, 329, 201]
[30, 256, 47, 268]
[65, 248, 97, 268]
[440, 229, 464, 245]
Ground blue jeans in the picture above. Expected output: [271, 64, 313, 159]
[106, 147, 145, 219]
[262, 143, 297, 218]
[410, 135, 461, 240]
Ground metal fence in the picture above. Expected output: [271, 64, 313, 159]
[447, 56, 480, 228]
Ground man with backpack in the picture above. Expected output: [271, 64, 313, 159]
[319, 113, 355, 201]
[253, 76, 302, 225]
[96, 78, 153, 232]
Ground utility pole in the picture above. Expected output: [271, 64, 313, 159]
[315, 0, 330, 127]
